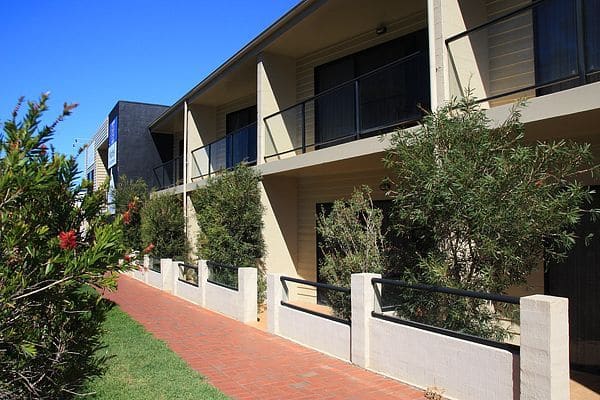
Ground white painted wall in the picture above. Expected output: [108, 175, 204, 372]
[278, 305, 351, 361]
[147, 269, 162, 290]
[369, 317, 518, 400]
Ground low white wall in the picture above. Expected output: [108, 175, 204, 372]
[368, 317, 517, 400]
[176, 280, 201, 305]
[132, 268, 145, 282]
[267, 273, 351, 361]
[205, 282, 240, 319]
[147, 269, 162, 289]
[279, 304, 351, 361]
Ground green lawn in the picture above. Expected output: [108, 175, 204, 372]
[85, 305, 229, 400]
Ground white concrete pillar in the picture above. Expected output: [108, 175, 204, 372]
[351, 273, 381, 368]
[237, 267, 258, 323]
[143, 255, 150, 284]
[520, 294, 570, 400]
[160, 258, 173, 293]
[198, 260, 208, 307]
[171, 260, 181, 296]
[267, 273, 283, 334]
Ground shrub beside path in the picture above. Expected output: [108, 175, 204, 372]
[106, 276, 426, 400]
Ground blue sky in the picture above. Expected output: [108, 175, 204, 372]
[0, 0, 298, 170]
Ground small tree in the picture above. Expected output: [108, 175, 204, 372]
[190, 165, 266, 303]
[316, 186, 387, 319]
[112, 175, 148, 252]
[0, 94, 130, 398]
[383, 94, 597, 338]
[140, 193, 187, 260]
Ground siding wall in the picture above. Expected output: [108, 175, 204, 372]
[295, 169, 388, 302]
[485, 0, 535, 105]
[295, 11, 427, 147]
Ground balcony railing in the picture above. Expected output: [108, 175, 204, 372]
[153, 155, 183, 190]
[263, 51, 427, 161]
[190, 122, 257, 180]
[446, 0, 600, 106]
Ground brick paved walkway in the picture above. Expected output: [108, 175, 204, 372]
[105, 275, 426, 400]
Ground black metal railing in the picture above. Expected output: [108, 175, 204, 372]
[206, 261, 239, 291]
[148, 257, 161, 273]
[280, 276, 351, 325]
[372, 277, 520, 352]
[445, 0, 600, 104]
[153, 155, 183, 190]
[178, 262, 199, 287]
[263, 52, 427, 161]
[190, 122, 257, 180]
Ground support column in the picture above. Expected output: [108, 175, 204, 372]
[237, 267, 258, 323]
[520, 294, 570, 400]
[160, 258, 174, 293]
[267, 273, 283, 334]
[198, 260, 208, 307]
[351, 273, 381, 368]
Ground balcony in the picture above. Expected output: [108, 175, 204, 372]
[263, 51, 429, 161]
[446, 0, 600, 107]
[153, 156, 183, 190]
[191, 122, 257, 180]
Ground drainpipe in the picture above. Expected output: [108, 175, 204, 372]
[183, 100, 189, 239]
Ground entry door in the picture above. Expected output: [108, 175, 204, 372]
[546, 187, 600, 374]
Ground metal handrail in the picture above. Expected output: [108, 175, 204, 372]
[445, 0, 596, 104]
[371, 277, 520, 352]
[263, 51, 421, 121]
[206, 261, 239, 291]
[148, 257, 161, 273]
[280, 276, 350, 293]
[177, 262, 199, 287]
[371, 277, 519, 304]
[445, 0, 544, 44]
[263, 51, 424, 159]
[279, 275, 351, 325]
[152, 155, 183, 189]
[190, 121, 257, 179]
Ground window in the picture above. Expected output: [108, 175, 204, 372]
[225, 105, 257, 168]
[534, 0, 600, 95]
[314, 29, 430, 148]
[86, 170, 94, 184]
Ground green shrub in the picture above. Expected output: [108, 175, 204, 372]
[383, 94, 597, 339]
[140, 193, 187, 260]
[0, 94, 131, 398]
[190, 165, 265, 304]
[316, 186, 387, 319]
[112, 175, 148, 252]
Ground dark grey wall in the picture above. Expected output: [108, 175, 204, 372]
[115, 101, 169, 188]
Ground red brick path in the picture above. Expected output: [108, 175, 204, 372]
[105, 276, 426, 400]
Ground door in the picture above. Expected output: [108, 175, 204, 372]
[546, 186, 600, 374]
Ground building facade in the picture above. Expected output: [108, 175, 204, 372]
[147, 0, 600, 373]
[85, 101, 170, 200]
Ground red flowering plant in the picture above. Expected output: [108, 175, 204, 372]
[111, 176, 148, 253]
[0, 94, 133, 398]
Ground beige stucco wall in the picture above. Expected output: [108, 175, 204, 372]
[258, 52, 298, 162]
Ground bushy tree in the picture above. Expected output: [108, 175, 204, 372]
[140, 193, 187, 260]
[383, 94, 597, 338]
[112, 175, 148, 252]
[0, 94, 131, 398]
[190, 164, 265, 303]
[316, 186, 387, 319]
